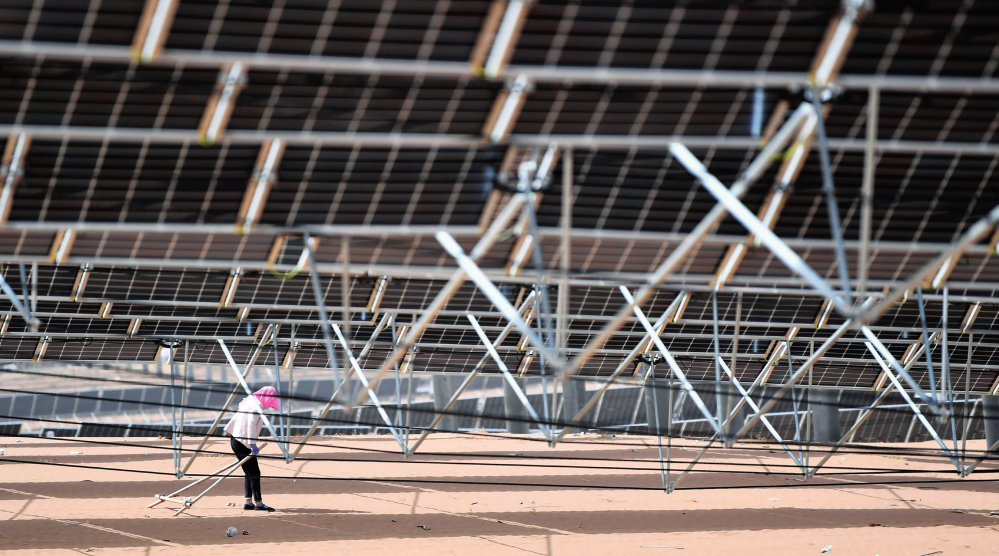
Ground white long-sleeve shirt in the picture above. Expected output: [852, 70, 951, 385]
[224, 396, 263, 448]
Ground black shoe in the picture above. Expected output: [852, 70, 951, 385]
[243, 503, 255, 510]
[254, 504, 276, 512]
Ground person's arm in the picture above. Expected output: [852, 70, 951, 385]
[248, 412, 263, 455]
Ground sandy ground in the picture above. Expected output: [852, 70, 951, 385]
[2, 433, 999, 555]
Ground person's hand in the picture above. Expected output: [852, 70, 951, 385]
[251, 444, 260, 456]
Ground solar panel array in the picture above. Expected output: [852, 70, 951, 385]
[0, 0, 996, 422]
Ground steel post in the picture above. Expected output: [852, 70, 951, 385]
[810, 91, 852, 303]
[302, 232, 343, 389]
[858, 87, 878, 299]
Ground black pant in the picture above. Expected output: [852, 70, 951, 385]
[230, 436, 261, 502]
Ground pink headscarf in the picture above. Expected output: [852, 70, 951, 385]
[253, 386, 279, 410]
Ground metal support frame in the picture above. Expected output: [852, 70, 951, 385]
[670, 143, 851, 316]
[808, 338, 932, 476]
[868, 202, 999, 320]
[290, 314, 392, 459]
[670, 351, 815, 491]
[859, 331, 961, 471]
[331, 323, 406, 450]
[7, 41, 999, 93]
[467, 314, 550, 438]
[552, 292, 688, 444]
[735, 318, 855, 440]
[180, 330, 273, 476]
[6, 5, 999, 475]
[619, 286, 722, 435]
[718, 358, 805, 469]
[436, 231, 560, 366]
[858, 87, 878, 300]
[861, 326, 938, 410]
[302, 232, 343, 389]
[217, 339, 289, 460]
[564, 103, 814, 377]
[408, 293, 537, 453]
[349, 193, 528, 408]
[169, 346, 180, 477]
[810, 91, 852, 304]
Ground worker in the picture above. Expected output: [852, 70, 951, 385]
[224, 385, 279, 512]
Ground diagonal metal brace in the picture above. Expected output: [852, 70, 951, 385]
[858, 329, 960, 471]
[0, 272, 38, 330]
[302, 232, 343, 388]
[861, 326, 940, 412]
[717, 359, 803, 468]
[619, 286, 723, 436]
[348, 193, 529, 409]
[552, 291, 688, 445]
[437, 231, 561, 368]
[217, 339, 289, 460]
[467, 314, 550, 438]
[331, 323, 406, 450]
[806, 338, 933, 477]
[290, 314, 393, 460]
[670, 143, 851, 316]
[409, 292, 536, 454]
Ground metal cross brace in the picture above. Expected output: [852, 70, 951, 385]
[858, 330, 961, 471]
[868, 202, 999, 320]
[717, 358, 804, 468]
[807, 337, 934, 476]
[181, 327, 274, 476]
[349, 193, 528, 409]
[217, 339, 289, 460]
[670, 142, 852, 317]
[734, 317, 856, 442]
[562, 103, 814, 377]
[619, 286, 723, 436]
[861, 326, 940, 413]
[331, 323, 406, 450]
[436, 231, 562, 367]
[551, 291, 689, 445]
[467, 313, 551, 439]
[408, 292, 536, 454]
[670, 360, 788, 491]
[291, 314, 393, 459]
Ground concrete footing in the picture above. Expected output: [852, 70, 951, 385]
[504, 377, 530, 434]
[811, 388, 842, 443]
[432, 375, 461, 432]
[982, 395, 999, 450]
[644, 381, 671, 435]
[561, 377, 589, 433]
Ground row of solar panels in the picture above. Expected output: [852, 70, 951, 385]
[0, 383, 985, 444]
[0, 376, 418, 420]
